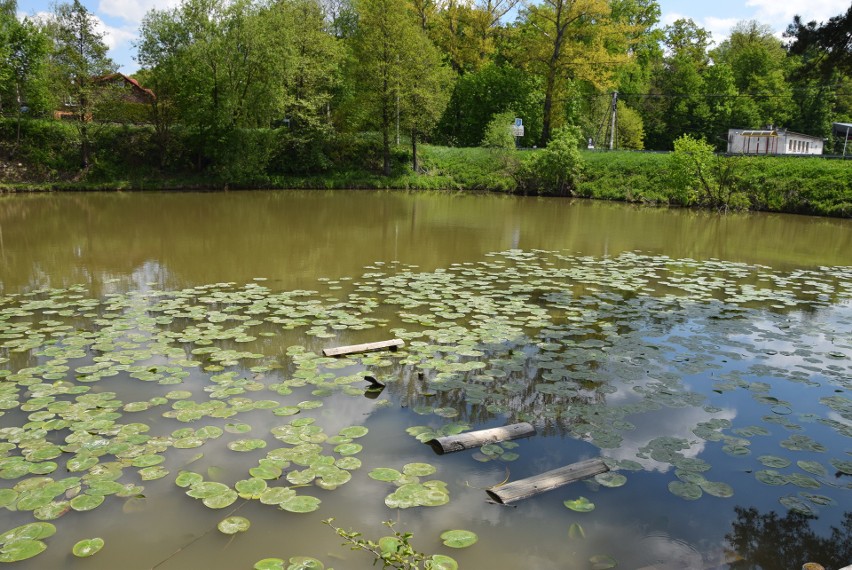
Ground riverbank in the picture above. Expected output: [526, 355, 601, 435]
[1, 119, 850, 217]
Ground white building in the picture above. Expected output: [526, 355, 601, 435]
[726, 128, 823, 156]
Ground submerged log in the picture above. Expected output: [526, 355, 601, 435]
[322, 339, 404, 357]
[486, 458, 609, 504]
[427, 422, 535, 454]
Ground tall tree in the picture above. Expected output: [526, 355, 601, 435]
[786, 6, 852, 80]
[138, 0, 340, 169]
[639, 18, 716, 149]
[349, 0, 450, 174]
[711, 20, 793, 128]
[610, 0, 662, 97]
[514, 0, 630, 146]
[49, 0, 116, 167]
[1, 11, 49, 151]
[785, 7, 851, 143]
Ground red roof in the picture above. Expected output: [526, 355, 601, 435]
[95, 73, 156, 101]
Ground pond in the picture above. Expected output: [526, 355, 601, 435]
[0, 190, 850, 570]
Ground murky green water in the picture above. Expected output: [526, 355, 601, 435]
[0, 191, 850, 570]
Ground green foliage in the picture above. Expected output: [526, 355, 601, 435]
[576, 150, 673, 202]
[48, 0, 116, 167]
[669, 134, 749, 210]
[418, 144, 518, 191]
[517, 125, 584, 195]
[323, 518, 457, 570]
[2, 119, 850, 219]
[436, 64, 543, 147]
[0, 118, 79, 175]
[209, 128, 277, 181]
[348, 0, 450, 175]
[480, 111, 516, 150]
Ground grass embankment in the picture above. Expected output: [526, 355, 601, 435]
[1, 118, 850, 217]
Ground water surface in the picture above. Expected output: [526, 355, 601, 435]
[0, 191, 850, 570]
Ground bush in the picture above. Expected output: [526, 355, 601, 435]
[480, 111, 517, 150]
[669, 135, 750, 211]
[517, 125, 584, 195]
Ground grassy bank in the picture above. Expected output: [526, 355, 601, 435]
[1, 119, 850, 217]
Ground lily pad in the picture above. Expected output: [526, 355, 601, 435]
[590, 554, 618, 569]
[369, 468, 402, 482]
[428, 554, 458, 570]
[279, 495, 321, 513]
[403, 463, 436, 477]
[72, 537, 104, 557]
[594, 472, 627, 488]
[217, 516, 251, 535]
[228, 439, 267, 452]
[563, 497, 595, 512]
[440, 529, 478, 548]
[286, 556, 324, 569]
[568, 523, 586, 539]
[254, 559, 285, 570]
[0, 539, 47, 562]
[667, 481, 702, 501]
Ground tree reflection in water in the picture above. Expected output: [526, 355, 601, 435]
[726, 506, 852, 570]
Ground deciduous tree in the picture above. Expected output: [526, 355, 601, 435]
[349, 0, 450, 174]
[514, 0, 629, 146]
[49, 0, 116, 167]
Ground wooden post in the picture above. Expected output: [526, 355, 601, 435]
[427, 423, 535, 454]
[486, 458, 609, 504]
[322, 339, 404, 357]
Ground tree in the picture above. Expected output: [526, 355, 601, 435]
[49, 0, 116, 168]
[711, 20, 793, 128]
[436, 62, 542, 146]
[786, 6, 852, 81]
[138, 0, 341, 171]
[348, 0, 450, 175]
[639, 19, 716, 149]
[0, 13, 49, 151]
[610, 0, 663, 97]
[400, 29, 452, 171]
[514, 0, 630, 146]
[785, 7, 851, 142]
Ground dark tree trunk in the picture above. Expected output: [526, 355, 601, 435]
[411, 129, 418, 172]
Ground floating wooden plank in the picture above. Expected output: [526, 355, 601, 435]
[322, 339, 404, 357]
[486, 458, 609, 504]
[427, 423, 535, 454]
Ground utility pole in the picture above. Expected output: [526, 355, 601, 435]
[609, 91, 618, 150]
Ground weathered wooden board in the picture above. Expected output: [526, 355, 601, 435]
[427, 423, 535, 454]
[486, 458, 609, 504]
[322, 339, 404, 357]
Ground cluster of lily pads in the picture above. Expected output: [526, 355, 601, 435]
[1, 250, 851, 565]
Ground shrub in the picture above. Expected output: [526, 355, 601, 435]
[517, 125, 584, 195]
[669, 135, 750, 211]
[480, 111, 517, 150]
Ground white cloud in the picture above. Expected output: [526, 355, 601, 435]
[702, 16, 739, 44]
[745, 0, 850, 28]
[661, 11, 687, 26]
[94, 17, 137, 51]
[98, 0, 180, 25]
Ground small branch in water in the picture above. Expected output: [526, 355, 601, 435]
[150, 500, 248, 569]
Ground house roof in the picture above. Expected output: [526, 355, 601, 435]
[833, 123, 852, 138]
[95, 73, 156, 101]
[730, 128, 822, 141]
[740, 130, 778, 137]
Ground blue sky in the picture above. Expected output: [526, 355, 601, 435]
[15, 0, 852, 74]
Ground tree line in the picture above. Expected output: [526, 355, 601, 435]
[1, 0, 850, 177]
